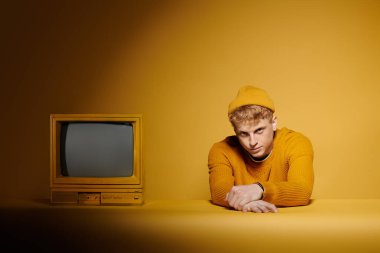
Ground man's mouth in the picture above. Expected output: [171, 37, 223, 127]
[250, 147, 261, 152]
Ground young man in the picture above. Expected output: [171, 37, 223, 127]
[208, 86, 314, 213]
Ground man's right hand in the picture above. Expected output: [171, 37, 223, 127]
[242, 200, 278, 213]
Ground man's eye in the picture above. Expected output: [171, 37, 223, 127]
[239, 132, 248, 137]
[256, 129, 264, 134]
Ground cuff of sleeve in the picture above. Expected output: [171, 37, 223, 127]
[260, 182, 277, 203]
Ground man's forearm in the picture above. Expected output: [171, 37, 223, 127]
[261, 181, 313, 206]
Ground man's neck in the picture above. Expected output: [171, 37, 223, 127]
[249, 150, 272, 163]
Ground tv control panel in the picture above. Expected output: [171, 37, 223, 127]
[101, 192, 143, 205]
[51, 190, 143, 205]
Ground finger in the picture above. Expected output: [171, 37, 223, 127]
[256, 203, 270, 213]
[250, 206, 262, 213]
[231, 192, 241, 209]
[237, 198, 251, 211]
[226, 187, 236, 203]
[243, 203, 259, 213]
[233, 191, 249, 210]
[259, 201, 278, 213]
[267, 203, 278, 213]
[242, 205, 250, 212]
[228, 189, 241, 209]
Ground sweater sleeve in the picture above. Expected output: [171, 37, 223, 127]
[208, 142, 235, 207]
[261, 134, 314, 206]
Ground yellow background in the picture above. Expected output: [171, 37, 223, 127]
[1, 0, 380, 201]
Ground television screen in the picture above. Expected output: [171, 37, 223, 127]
[60, 122, 134, 177]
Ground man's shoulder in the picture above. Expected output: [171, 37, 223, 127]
[208, 136, 246, 163]
[276, 127, 311, 142]
[211, 136, 239, 149]
[275, 127, 313, 155]
[209, 135, 243, 155]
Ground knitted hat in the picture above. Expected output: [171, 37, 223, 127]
[228, 86, 275, 114]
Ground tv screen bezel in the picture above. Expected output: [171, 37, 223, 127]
[50, 114, 143, 189]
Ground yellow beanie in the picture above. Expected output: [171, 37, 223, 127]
[228, 86, 275, 114]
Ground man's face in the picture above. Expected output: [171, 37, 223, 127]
[234, 117, 277, 159]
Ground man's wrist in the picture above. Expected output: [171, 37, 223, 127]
[253, 182, 264, 200]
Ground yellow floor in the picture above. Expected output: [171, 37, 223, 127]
[1, 199, 380, 253]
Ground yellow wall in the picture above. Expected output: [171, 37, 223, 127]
[1, 0, 380, 201]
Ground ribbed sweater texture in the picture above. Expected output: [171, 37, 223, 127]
[208, 128, 314, 207]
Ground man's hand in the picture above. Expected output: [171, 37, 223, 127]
[242, 200, 278, 213]
[225, 184, 264, 211]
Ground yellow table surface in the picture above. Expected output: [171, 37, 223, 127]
[1, 199, 380, 253]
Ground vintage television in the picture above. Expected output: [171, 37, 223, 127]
[50, 114, 143, 205]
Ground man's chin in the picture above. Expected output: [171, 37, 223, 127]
[249, 151, 264, 159]
[249, 150, 270, 160]
[251, 155, 264, 159]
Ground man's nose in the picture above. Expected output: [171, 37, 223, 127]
[249, 135, 258, 147]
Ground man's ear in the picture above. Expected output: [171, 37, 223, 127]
[272, 116, 277, 131]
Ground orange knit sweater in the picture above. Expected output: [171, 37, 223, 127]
[208, 127, 314, 207]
